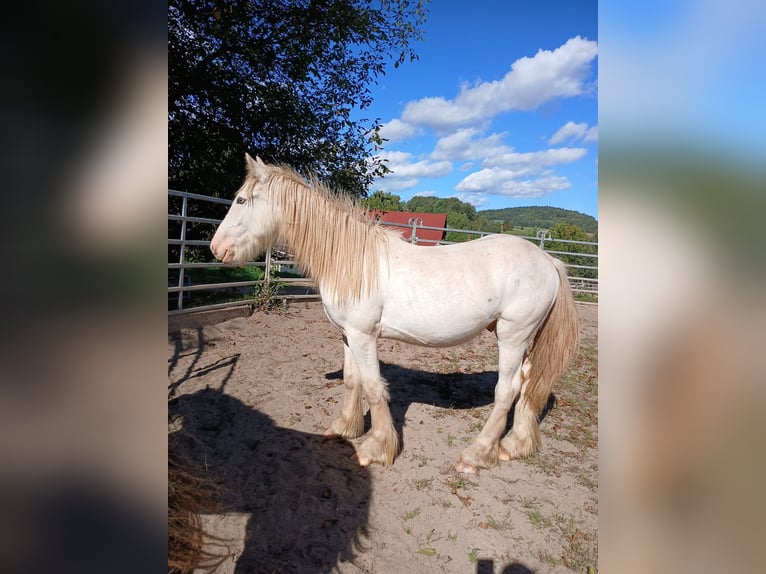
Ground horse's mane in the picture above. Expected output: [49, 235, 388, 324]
[245, 163, 396, 302]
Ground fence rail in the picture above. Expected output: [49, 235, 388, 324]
[168, 190, 598, 315]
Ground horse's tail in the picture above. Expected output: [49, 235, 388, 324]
[525, 257, 580, 414]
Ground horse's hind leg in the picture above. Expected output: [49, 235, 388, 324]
[456, 324, 525, 473]
[325, 341, 364, 439]
[346, 330, 400, 467]
[500, 358, 541, 460]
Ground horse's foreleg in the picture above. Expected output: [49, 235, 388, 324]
[325, 342, 364, 439]
[500, 358, 540, 459]
[456, 336, 525, 474]
[347, 332, 400, 467]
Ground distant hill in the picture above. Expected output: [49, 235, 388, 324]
[478, 206, 597, 233]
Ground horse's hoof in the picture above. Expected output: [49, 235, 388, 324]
[353, 452, 372, 467]
[324, 418, 365, 439]
[455, 460, 479, 474]
[498, 445, 511, 461]
[500, 435, 536, 460]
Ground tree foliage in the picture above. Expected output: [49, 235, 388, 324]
[548, 222, 590, 242]
[365, 190, 403, 211]
[169, 0, 428, 197]
[479, 206, 597, 233]
[547, 222, 598, 279]
[406, 195, 477, 219]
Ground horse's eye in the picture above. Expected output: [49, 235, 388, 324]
[236, 196, 246, 205]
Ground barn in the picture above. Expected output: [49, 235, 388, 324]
[368, 210, 447, 245]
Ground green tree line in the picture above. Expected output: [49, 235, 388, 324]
[480, 206, 597, 233]
[366, 191, 598, 245]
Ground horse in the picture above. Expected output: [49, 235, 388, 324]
[210, 154, 579, 473]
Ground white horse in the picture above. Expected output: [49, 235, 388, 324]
[211, 155, 579, 473]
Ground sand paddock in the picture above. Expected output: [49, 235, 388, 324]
[168, 302, 597, 573]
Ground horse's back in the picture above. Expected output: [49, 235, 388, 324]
[386, 234, 555, 293]
[375, 234, 560, 346]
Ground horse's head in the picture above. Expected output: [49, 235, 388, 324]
[210, 154, 281, 264]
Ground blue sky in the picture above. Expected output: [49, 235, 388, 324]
[599, 0, 766, 164]
[362, 0, 598, 217]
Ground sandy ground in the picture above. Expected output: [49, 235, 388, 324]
[168, 301, 597, 574]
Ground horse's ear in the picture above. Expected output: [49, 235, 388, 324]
[245, 153, 268, 182]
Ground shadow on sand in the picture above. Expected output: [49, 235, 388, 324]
[169, 388, 371, 574]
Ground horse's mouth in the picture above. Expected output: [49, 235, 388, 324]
[220, 248, 235, 264]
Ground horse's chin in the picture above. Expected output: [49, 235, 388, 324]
[228, 252, 249, 265]
[232, 242, 266, 265]
[218, 247, 246, 265]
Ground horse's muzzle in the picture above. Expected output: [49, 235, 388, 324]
[210, 233, 229, 261]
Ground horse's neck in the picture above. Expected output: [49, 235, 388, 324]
[279, 185, 348, 257]
[277, 184, 381, 302]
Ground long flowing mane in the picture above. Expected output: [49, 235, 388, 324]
[246, 164, 395, 302]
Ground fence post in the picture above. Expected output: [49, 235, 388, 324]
[409, 217, 422, 245]
[537, 229, 550, 250]
[177, 194, 188, 311]
[264, 250, 272, 291]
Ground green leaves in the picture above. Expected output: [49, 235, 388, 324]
[365, 191, 403, 211]
[169, 0, 429, 198]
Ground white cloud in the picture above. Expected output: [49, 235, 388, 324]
[431, 129, 587, 174]
[381, 177, 419, 192]
[400, 36, 598, 131]
[488, 147, 587, 169]
[497, 175, 571, 198]
[549, 121, 598, 144]
[452, 143, 585, 199]
[375, 150, 452, 192]
[456, 168, 571, 198]
[549, 121, 588, 144]
[456, 167, 529, 192]
[379, 118, 417, 142]
[431, 128, 508, 162]
[412, 190, 436, 198]
[456, 193, 489, 207]
[381, 150, 452, 179]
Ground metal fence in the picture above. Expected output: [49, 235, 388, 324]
[168, 190, 598, 315]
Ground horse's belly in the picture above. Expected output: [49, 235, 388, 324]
[379, 303, 495, 347]
[379, 323, 487, 347]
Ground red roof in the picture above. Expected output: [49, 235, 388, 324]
[368, 210, 447, 245]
